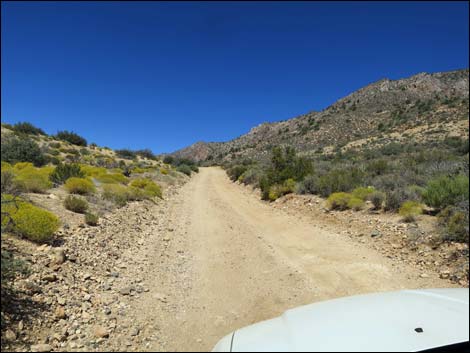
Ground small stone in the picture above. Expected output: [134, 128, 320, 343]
[30, 344, 52, 352]
[42, 273, 57, 282]
[83, 273, 91, 280]
[440, 271, 450, 279]
[371, 230, 381, 238]
[420, 273, 429, 278]
[57, 297, 66, 305]
[5, 329, 16, 341]
[130, 328, 140, 336]
[50, 248, 66, 265]
[120, 287, 132, 296]
[83, 293, 92, 301]
[55, 306, 66, 319]
[93, 326, 109, 338]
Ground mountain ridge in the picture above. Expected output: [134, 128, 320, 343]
[169, 68, 469, 163]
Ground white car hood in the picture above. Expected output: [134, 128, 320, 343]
[213, 288, 469, 352]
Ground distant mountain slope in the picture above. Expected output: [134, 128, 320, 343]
[170, 69, 469, 163]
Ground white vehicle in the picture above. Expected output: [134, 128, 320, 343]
[212, 288, 469, 352]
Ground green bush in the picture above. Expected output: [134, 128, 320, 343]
[12, 122, 46, 135]
[437, 203, 469, 243]
[327, 192, 352, 210]
[295, 174, 319, 195]
[102, 183, 131, 207]
[96, 173, 128, 184]
[13, 165, 53, 193]
[2, 196, 59, 243]
[55, 130, 87, 146]
[1, 137, 46, 166]
[177, 164, 192, 176]
[238, 168, 261, 186]
[84, 212, 99, 226]
[129, 178, 162, 199]
[347, 196, 365, 211]
[163, 156, 174, 164]
[370, 191, 386, 210]
[64, 177, 96, 195]
[64, 195, 88, 213]
[316, 168, 364, 197]
[79, 165, 107, 177]
[49, 142, 61, 149]
[384, 188, 420, 212]
[399, 201, 424, 222]
[366, 159, 389, 176]
[50, 163, 85, 185]
[267, 178, 296, 201]
[422, 175, 469, 209]
[228, 165, 248, 182]
[135, 149, 156, 160]
[115, 149, 137, 159]
[351, 186, 375, 200]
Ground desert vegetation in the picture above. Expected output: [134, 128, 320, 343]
[224, 135, 469, 244]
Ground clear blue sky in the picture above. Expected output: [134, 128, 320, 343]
[2, 1, 468, 153]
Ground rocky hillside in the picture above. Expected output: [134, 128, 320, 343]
[170, 69, 469, 163]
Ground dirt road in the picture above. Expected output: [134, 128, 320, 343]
[111, 167, 451, 351]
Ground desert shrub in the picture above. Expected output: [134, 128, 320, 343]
[49, 142, 61, 149]
[55, 130, 87, 146]
[366, 159, 389, 176]
[135, 149, 156, 160]
[102, 183, 131, 207]
[351, 186, 375, 200]
[327, 192, 353, 210]
[131, 167, 146, 174]
[1, 163, 21, 195]
[64, 195, 88, 213]
[64, 177, 96, 195]
[115, 149, 137, 159]
[347, 196, 365, 211]
[84, 212, 99, 226]
[267, 178, 296, 201]
[13, 166, 53, 193]
[177, 164, 192, 176]
[316, 168, 364, 197]
[50, 163, 85, 185]
[189, 164, 199, 173]
[129, 178, 162, 199]
[80, 165, 106, 177]
[227, 165, 248, 182]
[2, 196, 59, 242]
[384, 187, 421, 212]
[163, 156, 174, 164]
[79, 148, 90, 156]
[96, 173, 128, 184]
[239, 168, 262, 186]
[437, 202, 469, 243]
[422, 175, 469, 209]
[268, 184, 283, 201]
[370, 191, 386, 210]
[296, 174, 319, 195]
[160, 168, 169, 175]
[12, 121, 46, 135]
[48, 149, 60, 156]
[1, 137, 46, 166]
[399, 201, 424, 222]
